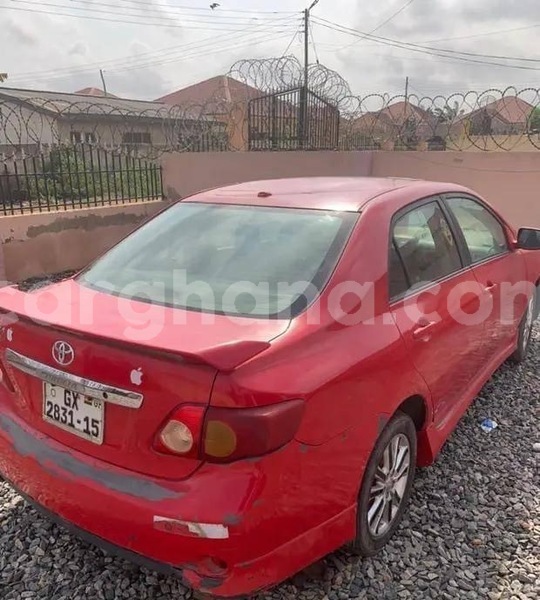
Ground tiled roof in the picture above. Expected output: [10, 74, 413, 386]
[465, 97, 535, 125]
[377, 101, 434, 124]
[0, 87, 202, 120]
[75, 87, 118, 98]
[157, 75, 262, 112]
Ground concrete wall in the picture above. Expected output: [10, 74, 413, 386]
[1, 149, 539, 283]
[0, 201, 165, 282]
[161, 151, 373, 200]
[447, 134, 540, 152]
[370, 151, 540, 228]
[162, 149, 539, 228]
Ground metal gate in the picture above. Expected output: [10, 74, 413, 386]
[248, 87, 340, 151]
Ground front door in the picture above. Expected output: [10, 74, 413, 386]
[443, 195, 528, 357]
[389, 198, 486, 426]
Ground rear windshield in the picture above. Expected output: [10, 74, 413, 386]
[79, 202, 356, 318]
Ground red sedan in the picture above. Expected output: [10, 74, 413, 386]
[0, 178, 539, 597]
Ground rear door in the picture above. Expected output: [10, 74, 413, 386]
[390, 198, 486, 425]
[443, 195, 527, 356]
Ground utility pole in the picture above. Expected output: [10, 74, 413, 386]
[304, 8, 310, 93]
[301, 0, 320, 147]
[404, 76, 409, 104]
[100, 69, 108, 97]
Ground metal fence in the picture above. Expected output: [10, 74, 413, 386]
[248, 87, 340, 151]
[1, 55, 540, 168]
[0, 144, 162, 215]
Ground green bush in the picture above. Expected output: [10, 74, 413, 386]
[25, 147, 158, 204]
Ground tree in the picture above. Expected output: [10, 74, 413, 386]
[0, 73, 7, 83]
[433, 101, 463, 123]
[529, 107, 540, 132]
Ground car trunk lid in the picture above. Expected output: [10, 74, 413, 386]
[0, 280, 288, 479]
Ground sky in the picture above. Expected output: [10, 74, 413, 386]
[0, 0, 539, 100]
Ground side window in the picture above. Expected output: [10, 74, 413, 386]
[392, 201, 462, 293]
[446, 196, 508, 263]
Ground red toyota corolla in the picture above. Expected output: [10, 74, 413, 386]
[0, 178, 539, 597]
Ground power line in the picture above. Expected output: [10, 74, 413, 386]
[281, 30, 301, 58]
[109, 32, 293, 74]
[117, 0, 298, 15]
[367, 0, 416, 36]
[333, 0, 416, 52]
[65, 0, 294, 23]
[314, 16, 540, 63]
[419, 23, 540, 44]
[312, 17, 540, 70]
[8, 18, 295, 82]
[5, 2, 295, 31]
[309, 21, 320, 64]
[7, 28, 295, 85]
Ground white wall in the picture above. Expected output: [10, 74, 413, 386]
[0, 101, 57, 149]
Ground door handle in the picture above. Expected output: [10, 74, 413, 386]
[485, 281, 498, 293]
[412, 319, 437, 341]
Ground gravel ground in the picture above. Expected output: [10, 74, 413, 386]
[1, 330, 538, 600]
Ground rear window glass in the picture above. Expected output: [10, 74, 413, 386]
[79, 202, 356, 318]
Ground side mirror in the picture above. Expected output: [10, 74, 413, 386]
[517, 227, 540, 250]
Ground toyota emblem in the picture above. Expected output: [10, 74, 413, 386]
[52, 341, 75, 366]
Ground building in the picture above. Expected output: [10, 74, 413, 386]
[157, 75, 262, 115]
[0, 87, 210, 156]
[460, 97, 536, 136]
[158, 75, 265, 151]
[347, 101, 439, 150]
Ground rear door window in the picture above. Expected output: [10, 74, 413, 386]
[392, 201, 462, 293]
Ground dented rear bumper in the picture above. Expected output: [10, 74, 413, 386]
[0, 405, 355, 597]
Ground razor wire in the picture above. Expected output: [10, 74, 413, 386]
[1, 57, 540, 163]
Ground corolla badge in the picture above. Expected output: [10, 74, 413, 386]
[52, 341, 75, 366]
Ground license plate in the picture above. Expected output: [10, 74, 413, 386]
[42, 382, 104, 444]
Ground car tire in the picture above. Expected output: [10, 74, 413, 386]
[350, 411, 417, 557]
[510, 292, 537, 364]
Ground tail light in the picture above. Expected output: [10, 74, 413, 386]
[154, 400, 304, 463]
[155, 405, 205, 459]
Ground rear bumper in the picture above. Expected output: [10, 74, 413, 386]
[0, 406, 357, 597]
[3, 478, 184, 579]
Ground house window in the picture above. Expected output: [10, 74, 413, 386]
[122, 132, 152, 145]
[85, 132, 96, 144]
[70, 131, 82, 144]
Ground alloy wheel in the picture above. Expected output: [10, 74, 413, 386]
[367, 433, 411, 538]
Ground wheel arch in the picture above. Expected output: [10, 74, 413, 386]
[392, 393, 436, 467]
[395, 394, 428, 432]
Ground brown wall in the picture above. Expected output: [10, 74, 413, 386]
[161, 151, 373, 200]
[2, 150, 539, 283]
[0, 201, 165, 282]
[371, 151, 540, 228]
[162, 150, 539, 228]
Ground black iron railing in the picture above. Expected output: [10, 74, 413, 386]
[0, 145, 162, 215]
[248, 87, 340, 151]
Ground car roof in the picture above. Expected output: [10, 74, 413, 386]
[186, 177, 473, 212]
